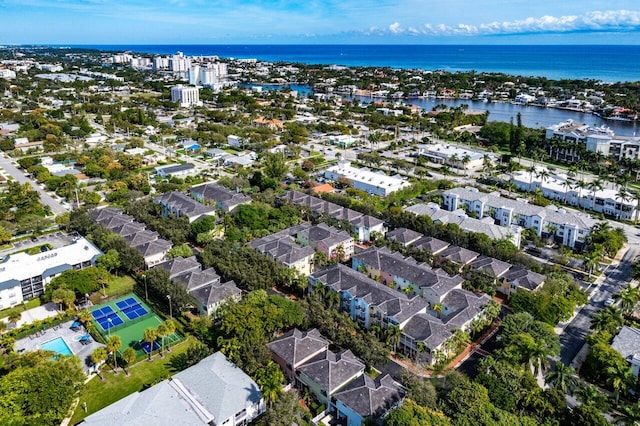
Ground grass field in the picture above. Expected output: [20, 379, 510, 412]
[90, 294, 180, 355]
[89, 275, 135, 305]
[70, 336, 195, 425]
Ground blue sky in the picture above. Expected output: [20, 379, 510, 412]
[1, 0, 640, 44]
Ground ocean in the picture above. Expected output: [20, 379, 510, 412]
[78, 44, 640, 82]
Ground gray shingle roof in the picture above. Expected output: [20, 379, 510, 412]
[267, 328, 329, 368]
[467, 255, 512, 278]
[612, 326, 640, 363]
[190, 182, 251, 210]
[411, 236, 450, 254]
[310, 264, 427, 324]
[386, 227, 423, 246]
[333, 374, 405, 420]
[156, 256, 201, 279]
[438, 245, 479, 265]
[297, 349, 364, 395]
[502, 267, 545, 291]
[153, 191, 215, 220]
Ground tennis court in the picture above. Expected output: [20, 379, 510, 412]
[90, 294, 181, 356]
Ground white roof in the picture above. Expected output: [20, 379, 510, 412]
[0, 237, 102, 285]
[327, 161, 410, 192]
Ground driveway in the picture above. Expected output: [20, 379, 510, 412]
[0, 155, 68, 216]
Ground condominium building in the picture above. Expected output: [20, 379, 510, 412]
[546, 119, 640, 161]
[415, 143, 493, 170]
[0, 236, 102, 309]
[170, 85, 201, 107]
[405, 202, 522, 248]
[324, 161, 411, 196]
[512, 167, 636, 220]
[442, 186, 597, 249]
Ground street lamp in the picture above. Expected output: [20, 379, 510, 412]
[166, 295, 172, 319]
[142, 274, 148, 302]
[107, 317, 113, 338]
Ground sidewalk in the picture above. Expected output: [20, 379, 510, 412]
[7, 302, 60, 329]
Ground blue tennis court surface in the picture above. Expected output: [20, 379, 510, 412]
[141, 340, 161, 353]
[97, 314, 123, 332]
[91, 306, 115, 321]
[122, 304, 148, 320]
[115, 297, 140, 310]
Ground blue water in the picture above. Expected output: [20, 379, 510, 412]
[40, 337, 73, 356]
[77, 44, 640, 82]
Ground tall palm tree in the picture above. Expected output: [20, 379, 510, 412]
[77, 309, 92, 326]
[8, 312, 21, 326]
[385, 325, 401, 353]
[157, 322, 168, 358]
[450, 153, 460, 171]
[106, 335, 122, 371]
[576, 180, 588, 210]
[588, 178, 605, 210]
[617, 285, 639, 313]
[544, 363, 578, 393]
[91, 347, 108, 378]
[163, 319, 176, 352]
[326, 290, 341, 310]
[143, 327, 158, 361]
[121, 347, 137, 377]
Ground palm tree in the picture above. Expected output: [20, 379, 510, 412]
[8, 312, 20, 326]
[449, 153, 460, 171]
[121, 347, 137, 377]
[575, 383, 607, 408]
[326, 290, 341, 310]
[461, 154, 471, 174]
[535, 168, 551, 187]
[617, 285, 639, 313]
[588, 178, 605, 210]
[77, 309, 92, 326]
[0, 321, 6, 334]
[313, 282, 328, 302]
[576, 180, 588, 209]
[607, 362, 634, 403]
[385, 325, 401, 353]
[591, 306, 624, 334]
[163, 319, 176, 352]
[527, 165, 537, 190]
[106, 335, 122, 371]
[544, 363, 578, 393]
[143, 327, 158, 361]
[91, 347, 108, 379]
[157, 322, 168, 358]
[583, 252, 601, 278]
[451, 329, 471, 353]
[257, 361, 284, 408]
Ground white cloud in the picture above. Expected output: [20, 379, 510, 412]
[381, 10, 640, 36]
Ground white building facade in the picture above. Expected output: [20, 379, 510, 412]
[171, 85, 201, 107]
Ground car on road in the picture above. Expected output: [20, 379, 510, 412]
[604, 298, 616, 307]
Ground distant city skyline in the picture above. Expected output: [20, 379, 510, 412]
[1, 1, 640, 44]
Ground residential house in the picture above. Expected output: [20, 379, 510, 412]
[155, 164, 197, 179]
[153, 191, 216, 223]
[411, 236, 450, 255]
[279, 191, 385, 243]
[436, 245, 480, 269]
[91, 208, 172, 268]
[398, 289, 491, 365]
[499, 267, 546, 295]
[612, 326, 640, 381]
[191, 182, 252, 213]
[385, 228, 423, 247]
[296, 349, 365, 409]
[267, 328, 329, 382]
[81, 352, 265, 426]
[351, 247, 463, 304]
[309, 264, 428, 330]
[466, 255, 512, 284]
[334, 374, 406, 426]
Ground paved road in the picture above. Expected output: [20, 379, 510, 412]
[0, 155, 68, 216]
[558, 246, 638, 365]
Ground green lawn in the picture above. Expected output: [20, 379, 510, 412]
[0, 298, 41, 321]
[89, 275, 135, 304]
[70, 336, 195, 425]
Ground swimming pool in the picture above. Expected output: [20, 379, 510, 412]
[40, 337, 73, 356]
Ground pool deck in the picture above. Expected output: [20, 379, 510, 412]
[14, 319, 105, 374]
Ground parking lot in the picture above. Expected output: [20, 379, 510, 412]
[0, 231, 76, 259]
